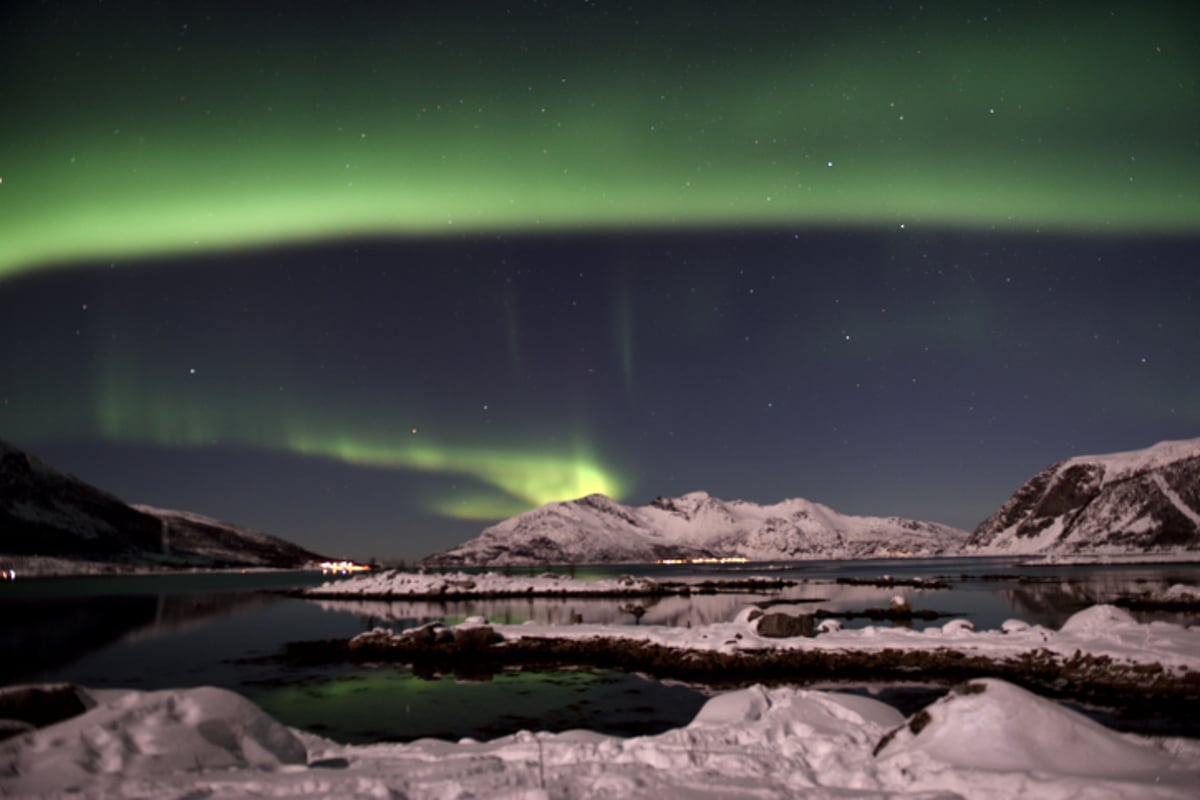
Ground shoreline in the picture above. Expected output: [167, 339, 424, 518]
[5, 550, 1199, 580]
[294, 575, 796, 601]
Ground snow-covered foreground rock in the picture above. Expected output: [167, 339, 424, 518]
[3, 678, 1197, 799]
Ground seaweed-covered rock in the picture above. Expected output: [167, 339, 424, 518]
[757, 612, 814, 638]
[452, 625, 501, 651]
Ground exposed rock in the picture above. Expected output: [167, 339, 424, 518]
[814, 607, 949, 622]
[0, 684, 93, 738]
[836, 576, 951, 589]
[756, 612, 814, 638]
[452, 625, 501, 651]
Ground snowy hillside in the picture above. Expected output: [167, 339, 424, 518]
[132, 505, 326, 568]
[425, 491, 968, 565]
[970, 437, 1200, 556]
[0, 440, 327, 570]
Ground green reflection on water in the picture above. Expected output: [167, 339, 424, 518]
[249, 667, 706, 745]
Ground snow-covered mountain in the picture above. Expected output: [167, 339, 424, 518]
[0, 440, 327, 569]
[425, 491, 968, 565]
[969, 437, 1200, 556]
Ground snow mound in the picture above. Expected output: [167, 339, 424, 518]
[1058, 604, 1137, 635]
[691, 684, 774, 725]
[1163, 584, 1200, 600]
[875, 679, 1172, 778]
[0, 686, 307, 794]
[941, 619, 976, 634]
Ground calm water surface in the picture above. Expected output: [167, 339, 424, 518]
[2, 558, 1197, 742]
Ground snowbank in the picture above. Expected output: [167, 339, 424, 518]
[0, 686, 307, 796]
[3, 680, 1197, 799]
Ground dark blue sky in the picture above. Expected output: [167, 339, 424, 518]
[4, 230, 1197, 560]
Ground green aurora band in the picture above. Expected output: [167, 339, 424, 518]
[101, 423, 624, 522]
[38, 370, 627, 520]
[2, 3, 1198, 280]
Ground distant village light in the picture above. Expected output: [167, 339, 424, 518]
[320, 560, 371, 575]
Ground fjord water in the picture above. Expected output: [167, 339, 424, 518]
[2, 558, 1197, 742]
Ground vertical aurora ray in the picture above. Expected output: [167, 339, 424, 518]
[613, 272, 635, 400]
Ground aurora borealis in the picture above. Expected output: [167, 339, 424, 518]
[3, 2, 1198, 559]
[3, 0, 1199, 279]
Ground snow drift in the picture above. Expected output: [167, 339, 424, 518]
[3, 678, 1197, 799]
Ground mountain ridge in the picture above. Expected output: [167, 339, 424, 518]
[424, 490, 969, 565]
[0, 440, 328, 570]
[968, 437, 1200, 555]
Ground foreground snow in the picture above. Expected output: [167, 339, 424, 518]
[2, 678, 1197, 799]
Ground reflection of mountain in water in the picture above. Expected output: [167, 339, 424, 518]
[308, 584, 927, 630]
[124, 591, 273, 640]
[0, 591, 271, 682]
[0, 595, 158, 683]
[311, 591, 806, 629]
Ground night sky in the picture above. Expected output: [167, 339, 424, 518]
[2, 2, 1198, 561]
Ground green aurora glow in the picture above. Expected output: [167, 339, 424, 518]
[2, 3, 1198, 280]
[15, 357, 626, 520]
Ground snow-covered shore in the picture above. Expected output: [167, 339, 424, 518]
[301, 569, 789, 599]
[464, 603, 1200, 670]
[3, 677, 1198, 799]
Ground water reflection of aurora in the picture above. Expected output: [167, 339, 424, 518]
[248, 668, 706, 744]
